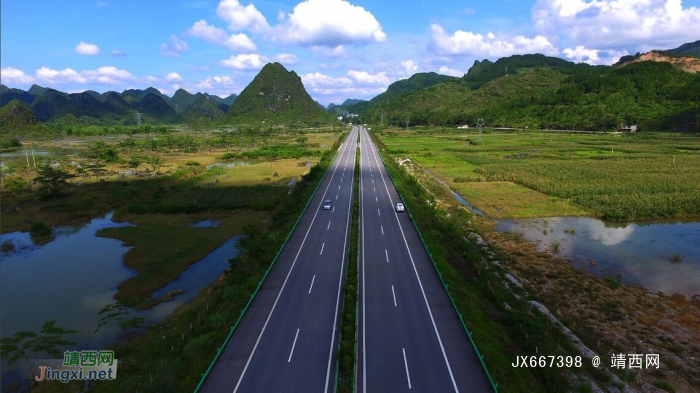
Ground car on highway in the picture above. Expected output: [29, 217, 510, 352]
[395, 202, 405, 212]
[323, 199, 332, 210]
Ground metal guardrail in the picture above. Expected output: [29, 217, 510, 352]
[194, 133, 348, 393]
[374, 139, 499, 392]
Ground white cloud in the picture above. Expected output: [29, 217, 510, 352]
[75, 41, 101, 56]
[562, 45, 628, 65]
[160, 34, 190, 57]
[165, 72, 183, 82]
[187, 20, 257, 51]
[310, 45, 347, 58]
[216, 0, 271, 33]
[36, 67, 87, 83]
[438, 66, 463, 77]
[347, 70, 391, 85]
[400, 60, 419, 76]
[35, 66, 134, 85]
[533, 0, 700, 54]
[276, 0, 387, 47]
[195, 75, 240, 95]
[275, 53, 299, 65]
[301, 72, 353, 89]
[110, 49, 127, 57]
[220, 53, 265, 70]
[429, 24, 558, 58]
[1, 67, 35, 85]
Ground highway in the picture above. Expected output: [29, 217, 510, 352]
[357, 126, 492, 392]
[201, 127, 358, 393]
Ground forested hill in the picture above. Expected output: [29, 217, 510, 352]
[354, 54, 700, 132]
[225, 62, 331, 124]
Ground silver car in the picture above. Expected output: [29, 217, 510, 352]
[395, 202, 405, 212]
[323, 199, 332, 210]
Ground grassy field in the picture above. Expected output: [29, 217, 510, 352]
[30, 131, 348, 393]
[380, 127, 700, 220]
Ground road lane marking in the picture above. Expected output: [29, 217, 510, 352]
[375, 196, 378, 202]
[371, 179, 374, 184]
[320, 243, 325, 255]
[377, 209, 381, 216]
[231, 127, 354, 393]
[392, 285, 397, 307]
[323, 139, 358, 393]
[332, 206, 335, 212]
[385, 249, 389, 263]
[373, 187, 376, 192]
[339, 185, 341, 190]
[381, 225, 384, 235]
[288, 329, 300, 362]
[309, 275, 316, 294]
[403, 348, 412, 389]
[336, 194, 339, 200]
[327, 221, 331, 230]
[365, 128, 459, 393]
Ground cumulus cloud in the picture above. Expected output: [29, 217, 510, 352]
[275, 53, 299, 65]
[220, 53, 265, 69]
[429, 24, 558, 58]
[1, 67, 35, 85]
[347, 70, 390, 85]
[400, 60, 419, 76]
[276, 0, 386, 47]
[216, 0, 270, 33]
[187, 20, 257, 51]
[562, 45, 627, 65]
[160, 34, 190, 57]
[301, 72, 353, 89]
[75, 41, 101, 56]
[438, 65, 464, 77]
[35, 66, 134, 85]
[310, 45, 347, 58]
[533, 0, 700, 53]
[165, 72, 183, 82]
[195, 75, 240, 95]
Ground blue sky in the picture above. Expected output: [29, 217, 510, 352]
[2, 0, 700, 105]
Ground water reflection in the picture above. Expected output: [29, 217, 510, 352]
[0, 213, 240, 391]
[496, 217, 700, 298]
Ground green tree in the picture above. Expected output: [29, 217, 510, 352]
[34, 165, 74, 199]
[84, 163, 107, 182]
[1, 321, 76, 385]
[147, 155, 164, 172]
[95, 301, 145, 338]
[128, 155, 144, 171]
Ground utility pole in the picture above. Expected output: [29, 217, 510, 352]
[380, 114, 384, 126]
[135, 111, 143, 126]
[404, 118, 410, 131]
[24, 149, 30, 167]
[476, 118, 485, 144]
[505, 66, 508, 76]
[31, 148, 36, 168]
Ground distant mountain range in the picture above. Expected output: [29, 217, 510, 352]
[0, 84, 237, 126]
[345, 41, 699, 132]
[2, 40, 698, 132]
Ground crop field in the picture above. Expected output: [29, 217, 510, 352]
[380, 128, 700, 220]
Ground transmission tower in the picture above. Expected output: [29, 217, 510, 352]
[134, 111, 143, 126]
[476, 118, 485, 144]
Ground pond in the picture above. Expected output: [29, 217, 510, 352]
[0, 150, 50, 158]
[496, 217, 700, 298]
[0, 213, 240, 391]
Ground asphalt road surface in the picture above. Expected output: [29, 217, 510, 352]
[357, 126, 493, 393]
[201, 127, 358, 393]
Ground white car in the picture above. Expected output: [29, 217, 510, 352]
[395, 202, 405, 212]
[323, 199, 332, 210]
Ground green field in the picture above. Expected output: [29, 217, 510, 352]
[380, 128, 700, 220]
